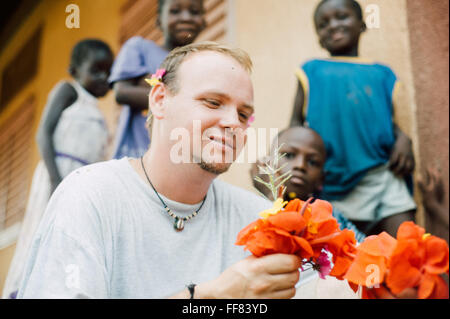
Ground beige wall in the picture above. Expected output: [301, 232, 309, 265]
[1, 0, 446, 296]
[406, 0, 449, 241]
[0, 244, 16, 293]
[220, 0, 423, 223]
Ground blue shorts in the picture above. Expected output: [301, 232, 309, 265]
[330, 163, 417, 221]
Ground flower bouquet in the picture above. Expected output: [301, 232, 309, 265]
[236, 147, 449, 298]
[236, 146, 358, 282]
[344, 221, 449, 299]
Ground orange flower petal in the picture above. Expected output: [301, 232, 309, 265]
[310, 199, 333, 217]
[315, 219, 341, 239]
[348, 282, 360, 294]
[423, 236, 449, 274]
[266, 211, 307, 235]
[244, 228, 293, 256]
[361, 286, 374, 299]
[344, 251, 387, 286]
[284, 198, 302, 212]
[428, 274, 449, 299]
[330, 256, 353, 279]
[235, 219, 264, 245]
[418, 273, 436, 299]
[292, 236, 314, 259]
[358, 232, 397, 258]
[396, 221, 425, 241]
[386, 240, 422, 294]
[417, 273, 449, 299]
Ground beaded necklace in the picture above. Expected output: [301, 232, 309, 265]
[140, 157, 207, 231]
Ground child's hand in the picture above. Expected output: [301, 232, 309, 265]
[389, 132, 415, 176]
[418, 166, 445, 212]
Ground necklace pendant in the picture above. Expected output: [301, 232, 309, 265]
[174, 217, 185, 232]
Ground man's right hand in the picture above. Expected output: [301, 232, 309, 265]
[198, 254, 301, 299]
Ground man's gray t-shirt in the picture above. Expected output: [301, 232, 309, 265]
[17, 158, 272, 298]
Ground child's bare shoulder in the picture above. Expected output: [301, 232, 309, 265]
[47, 81, 78, 105]
[53, 81, 77, 96]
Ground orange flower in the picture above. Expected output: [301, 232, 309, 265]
[386, 222, 449, 299]
[344, 232, 396, 287]
[325, 229, 358, 280]
[236, 198, 356, 275]
[235, 206, 314, 259]
[344, 221, 449, 299]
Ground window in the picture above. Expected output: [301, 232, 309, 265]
[0, 27, 41, 112]
[0, 96, 35, 231]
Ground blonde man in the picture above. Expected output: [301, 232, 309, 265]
[18, 42, 302, 299]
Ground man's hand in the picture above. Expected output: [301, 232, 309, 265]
[389, 131, 415, 176]
[199, 254, 301, 299]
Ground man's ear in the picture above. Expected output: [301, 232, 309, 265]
[148, 82, 167, 121]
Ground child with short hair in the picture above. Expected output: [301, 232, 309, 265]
[2, 39, 113, 299]
[109, 0, 206, 159]
[251, 126, 366, 243]
[289, 0, 416, 236]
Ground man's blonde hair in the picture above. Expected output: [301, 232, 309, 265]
[146, 41, 253, 131]
[160, 41, 252, 94]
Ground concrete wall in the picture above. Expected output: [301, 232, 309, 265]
[406, 0, 449, 241]
[1, 0, 447, 295]
[220, 0, 422, 221]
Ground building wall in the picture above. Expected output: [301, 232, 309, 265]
[220, 0, 424, 222]
[0, 0, 124, 295]
[406, 0, 449, 242]
[0, 0, 447, 295]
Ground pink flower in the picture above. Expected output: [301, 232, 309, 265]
[154, 68, 166, 79]
[316, 250, 332, 279]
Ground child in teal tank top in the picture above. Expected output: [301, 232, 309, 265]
[289, 0, 416, 236]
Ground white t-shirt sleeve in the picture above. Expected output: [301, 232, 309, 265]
[17, 169, 109, 299]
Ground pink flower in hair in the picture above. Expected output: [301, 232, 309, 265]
[154, 68, 166, 78]
[145, 69, 167, 87]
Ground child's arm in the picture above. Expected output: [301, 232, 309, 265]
[289, 81, 305, 127]
[389, 123, 415, 176]
[112, 75, 150, 112]
[390, 81, 415, 177]
[418, 166, 449, 227]
[36, 82, 78, 193]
